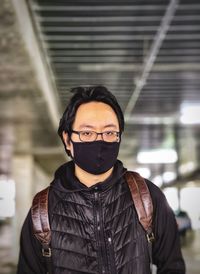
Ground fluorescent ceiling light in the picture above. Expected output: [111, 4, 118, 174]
[179, 161, 197, 175]
[180, 103, 200, 124]
[163, 171, 176, 183]
[0, 177, 15, 218]
[163, 188, 179, 211]
[137, 149, 178, 164]
[152, 171, 177, 187]
[152, 175, 163, 187]
[135, 167, 151, 179]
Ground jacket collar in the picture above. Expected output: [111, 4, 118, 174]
[51, 160, 127, 193]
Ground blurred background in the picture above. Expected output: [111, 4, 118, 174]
[0, 0, 200, 273]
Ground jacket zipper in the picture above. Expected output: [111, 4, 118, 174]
[94, 191, 108, 274]
[107, 230, 117, 273]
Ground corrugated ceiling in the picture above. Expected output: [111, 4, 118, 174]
[27, 0, 200, 184]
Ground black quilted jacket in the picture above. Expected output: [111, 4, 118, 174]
[17, 160, 185, 274]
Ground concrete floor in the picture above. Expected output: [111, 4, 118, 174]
[181, 230, 200, 274]
[0, 222, 16, 274]
[0, 222, 200, 274]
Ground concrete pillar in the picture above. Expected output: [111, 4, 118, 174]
[0, 123, 15, 176]
[33, 162, 52, 194]
[12, 154, 34, 262]
[11, 154, 52, 262]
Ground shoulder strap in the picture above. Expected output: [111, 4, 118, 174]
[125, 171, 153, 233]
[31, 186, 52, 273]
[125, 171, 155, 271]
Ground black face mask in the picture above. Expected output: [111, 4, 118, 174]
[70, 140, 120, 175]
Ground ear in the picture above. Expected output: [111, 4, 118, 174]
[62, 131, 71, 151]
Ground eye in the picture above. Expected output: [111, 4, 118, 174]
[104, 131, 115, 136]
[81, 131, 93, 136]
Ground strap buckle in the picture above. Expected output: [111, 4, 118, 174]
[147, 232, 155, 243]
[42, 247, 52, 257]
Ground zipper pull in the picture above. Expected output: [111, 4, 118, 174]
[107, 230, 112, 244]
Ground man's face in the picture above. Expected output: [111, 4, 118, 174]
[62, 101, 120, 156]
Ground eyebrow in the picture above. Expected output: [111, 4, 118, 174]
[78, 124, 118, 130]
[103, 124, 118, 129]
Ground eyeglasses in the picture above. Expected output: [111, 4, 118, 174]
[71, 130, 120, 143]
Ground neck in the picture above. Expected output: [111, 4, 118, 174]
[74, 165, 114, 187]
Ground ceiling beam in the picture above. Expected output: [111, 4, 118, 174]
[46, 42, 199, 49]
[32, 4, 200, 12]
[37, 15, 200, 23]
[42, 26, 158, 32]
[12, 0, 61, 130]
[77, 63, 200, 72]
[41, 25, 200, 33]
[33, 5, 166, 12]
[48, 49, 200, 56]
[124, 0, 179, 119]
[42, 34, 200, 41]
[123, 114, 179, 125]
[38, 16, 163, 23]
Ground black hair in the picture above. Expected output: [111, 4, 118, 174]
[58, 85, 124, 156]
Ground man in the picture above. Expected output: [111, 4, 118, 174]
[17, 86, 185, 274]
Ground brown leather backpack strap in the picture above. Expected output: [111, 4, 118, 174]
[31, 186, 51, 257]
[125, 171, 154, 239]
[125, 171, 155, 272]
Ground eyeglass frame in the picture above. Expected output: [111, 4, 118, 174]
[71, 130, 121, 142]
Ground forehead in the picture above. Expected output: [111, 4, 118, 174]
[73, 101, 119, 129]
